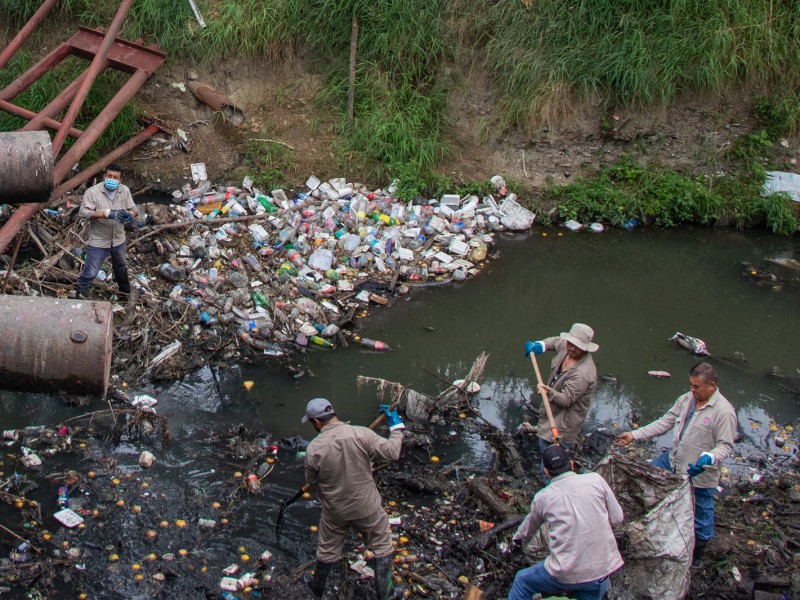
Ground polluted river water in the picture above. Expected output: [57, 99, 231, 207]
[1, 227, 799, 598]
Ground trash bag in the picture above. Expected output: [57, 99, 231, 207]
[595, 452, 694, 600]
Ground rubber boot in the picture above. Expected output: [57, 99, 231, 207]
[305, 560, 336, 598]
[75, 285, 89, 300]
[691, 538, 709, 568]
[371, 553, 395, 600]
[113, 266, 131, 295]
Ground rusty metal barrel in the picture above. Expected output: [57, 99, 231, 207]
[0, 131, 54, 204]
[0, 295, 113, 395]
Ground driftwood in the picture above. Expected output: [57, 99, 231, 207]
[467, 476, 516, 519]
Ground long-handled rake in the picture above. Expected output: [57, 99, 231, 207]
[274, 401, 400, 543]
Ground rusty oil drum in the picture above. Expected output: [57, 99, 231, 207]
[0, 131, 54, 204]
[0, 295, 113, 394]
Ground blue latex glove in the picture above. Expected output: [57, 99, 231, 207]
[687, 453, 714, 478]
[107, 209, 133, 225]
[379, 404, 405, 431]
[524, 341, 546, 358]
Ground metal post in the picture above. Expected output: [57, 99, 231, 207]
[0, 99, 83, 138]
[0, 0, 60, 70]
[53, 68, 149, 182]
[51, 0, 134, 155]
[0, 44, 71, 102]
[52, 123, 161, 199]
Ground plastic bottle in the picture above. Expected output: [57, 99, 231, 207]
[288, 250, 304, 268]
[159, 263, 186, 282]
[622, 217, 639, 230]
[57, 485, 69, 509]
[309, 335, 334, 348]
[360, 338, 392, 351]
[246, 473, 260, 493]
[252, 291, 269, 309]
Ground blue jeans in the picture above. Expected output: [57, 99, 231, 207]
[650, 450, 716, 540]
[538, 437, 575, 481]
[76, 243, 129, 296]
[509, 560, 609, 600]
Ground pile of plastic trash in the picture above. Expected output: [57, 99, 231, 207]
[126, 171, 535, 357]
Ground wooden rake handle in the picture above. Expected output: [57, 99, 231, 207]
[530, 353, 560, 444]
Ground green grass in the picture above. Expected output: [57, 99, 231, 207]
[549, 158, 798, 235]
[449, 0, 800, 131]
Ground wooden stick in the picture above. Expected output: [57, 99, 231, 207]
[0, 522, 39, 552]
[0, 232, 24, 294]
[347, 13, 359, 127]
[129, 213, 269, 247]
[530, 353, 560, 443]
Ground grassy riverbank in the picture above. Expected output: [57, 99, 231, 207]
[1, 0, 798, 232]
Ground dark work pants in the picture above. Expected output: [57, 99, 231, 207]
[76, 243, 129, 296]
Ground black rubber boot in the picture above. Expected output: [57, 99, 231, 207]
[692, 538, 709, 568]
[75, 286, 89, 300]
[371, 553, 395, 600]
[113, 266, 131, 295]
[305, 560, 336, 598]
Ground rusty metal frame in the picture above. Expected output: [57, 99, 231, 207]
[0, 2, 168, 253]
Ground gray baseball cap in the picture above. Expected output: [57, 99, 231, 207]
[302, 397, 335, 423]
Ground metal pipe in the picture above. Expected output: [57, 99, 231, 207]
[0, 132, 54, 204]
[51, 0, 134, 155]
[53, 123, 161, 199]
[0, 0, 60, 70]
[53, 68, 149, 182]
[0, 99, 83, 138]
[0, 44, 71, 102]
[0, 295, 113, 395]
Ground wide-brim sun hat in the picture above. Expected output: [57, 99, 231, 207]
[559, 323, 599, 353]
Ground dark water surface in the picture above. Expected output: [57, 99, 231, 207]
[1, 228, 798, 597]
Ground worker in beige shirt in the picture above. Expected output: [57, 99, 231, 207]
[508, 444, 624, 600]
[75, 163, 137, 299]
[524, 323, 599, 474]
[302, 398, 404, 599]
[617, 362, 737, 568]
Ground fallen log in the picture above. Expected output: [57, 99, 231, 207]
[467, 476, 516, 520]
[458, 514, 526, 554]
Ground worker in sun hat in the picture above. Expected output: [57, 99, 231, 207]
[523, 323, 599, 461]
[507, 444, 624, 600]
[302, 398, 405, 599]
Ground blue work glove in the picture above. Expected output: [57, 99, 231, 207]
[379, 404, 405, 431]
[106, 209, 133, 225]
[524, 341, 546, 358]
[687, 452, 714, 478]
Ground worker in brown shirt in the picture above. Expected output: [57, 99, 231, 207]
[75, 163, 137, 299]
[302, 398, 404, 599]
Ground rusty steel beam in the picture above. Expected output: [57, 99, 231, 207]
[0, 99, 83, 138]
[0, 44, 71, 102]
[0, 0, 60, 70]
[51, 0, 135, 155]
[69, 27, 166, 75]
[53, 123, 161, 199]
[54, 68, 149, 182]
[0, 132, 54, 204]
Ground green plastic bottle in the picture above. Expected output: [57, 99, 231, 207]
[310, 335, 334, 348]
[252, 291, 269, 308]
[256, 195, 278, 213]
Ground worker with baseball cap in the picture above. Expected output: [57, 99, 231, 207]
[508, 445, 625, 600]
[302, 398, 405, 599]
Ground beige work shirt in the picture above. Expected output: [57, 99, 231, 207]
[536, 336, 597, 443]
[513, 471, 624, 584]
[78, 181, 136, 248]
[304, 422, 402, 521]
[632, 388, 737, 488]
